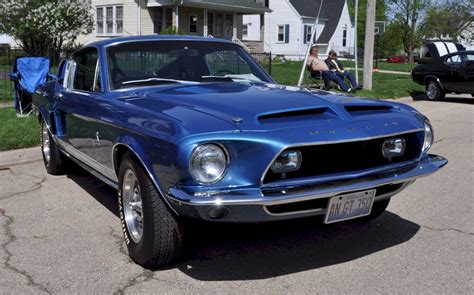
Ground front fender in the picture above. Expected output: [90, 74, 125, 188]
[113, 135, 179, 214]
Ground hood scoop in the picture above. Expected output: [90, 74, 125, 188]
[345, 105, 394, 116]
[257, 107, 338, 128]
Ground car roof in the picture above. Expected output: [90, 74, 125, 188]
[88, 35, 234, 48]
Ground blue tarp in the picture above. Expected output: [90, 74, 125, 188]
[14, 57, 50, 93]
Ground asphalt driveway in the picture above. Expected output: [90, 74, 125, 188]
[0, 95, 472, 294]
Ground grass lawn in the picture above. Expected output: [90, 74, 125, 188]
[340, 61, 416, 72]
[270, 61, 423, 99]
[0, 108, 40, 151]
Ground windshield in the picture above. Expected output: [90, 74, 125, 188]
[106, 41, 272, 90]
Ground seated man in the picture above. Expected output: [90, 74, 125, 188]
[306, 47, 352, 92]
[325, 50, 361, 90]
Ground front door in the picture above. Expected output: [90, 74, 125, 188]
[57, 47, 109, 166]
[188, 14, 198, 35]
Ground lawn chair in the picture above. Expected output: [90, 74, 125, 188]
[9, 57, 50, 117]
[308, 70, 325, 90]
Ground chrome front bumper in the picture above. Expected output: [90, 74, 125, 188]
[166, 154, 447, 222]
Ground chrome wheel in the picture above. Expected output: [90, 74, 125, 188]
[427, 82, 438, 100]
[41, 124, 51, 164]
[122, 169, 144, 243]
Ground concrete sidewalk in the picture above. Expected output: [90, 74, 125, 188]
[346, 67, 411, 75]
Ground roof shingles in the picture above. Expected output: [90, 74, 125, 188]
[289, 0, 346, 44]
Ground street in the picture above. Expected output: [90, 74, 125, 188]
[0, 95, 472, 294]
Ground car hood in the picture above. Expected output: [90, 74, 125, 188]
[123, 82, 423, 138]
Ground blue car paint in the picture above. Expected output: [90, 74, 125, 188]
[32, 35, 447, 223]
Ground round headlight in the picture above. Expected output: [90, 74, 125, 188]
[189, 144, 228, 184]
[422, 121, 434, 153]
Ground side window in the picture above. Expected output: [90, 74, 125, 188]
[204, 50, 252, 76]
[57, 60, 67, 79]
[445, 54, 463, 67]
[72, 48, 101, 92]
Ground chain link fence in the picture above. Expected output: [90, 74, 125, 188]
[250, 52, 272, 76]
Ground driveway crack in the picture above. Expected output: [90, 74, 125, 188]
[0, 177, 46, 201]
[422, 225, 474, 236]
[0, 208, 51, 294]
[113, 270, 156, 294]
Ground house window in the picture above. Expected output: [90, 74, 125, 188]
[207, 12, 214, 36]
[342, 27, 347, 47]
[153, 8, 163, 34]
[304, 25, 313, 44]
[224, 14, 233, 39]
[189, 15, 197, 34]
[165, 8, 173, 29]
[97, 5, 123, 36]
[243, 25, 248, 38]
[215, 13, 224, 37]
[96, 8, 104, 34]
[277, 25, 289, 43]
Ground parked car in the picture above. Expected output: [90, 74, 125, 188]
[412, 42, 474, 100]
[386, 55, 408, 63]
[33, 35, 447, 268]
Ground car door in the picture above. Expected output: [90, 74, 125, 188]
[443, 53, 466, 92]
[461, 54, 474, 94]
[56, 47, 104, 164]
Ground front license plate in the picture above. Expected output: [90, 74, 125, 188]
[324, 189, 376, 224]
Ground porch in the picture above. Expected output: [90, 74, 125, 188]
[146, 0, 269, 41]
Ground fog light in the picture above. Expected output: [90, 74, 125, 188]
[271, 150, 302, 173]
[382, 138, 406, 160]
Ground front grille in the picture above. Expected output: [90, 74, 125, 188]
[263, 132, 422, 184]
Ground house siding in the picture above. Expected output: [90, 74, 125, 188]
[242, 15, 261, 41]
[263, 0, 301, 56]
[140, 0, 154, 35]
[328, 1, 355, 55]
[76, 0, 140, 45]
[263, 0, 354, 60]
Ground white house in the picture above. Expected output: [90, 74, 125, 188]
[246, 0, 354, 59]
[77, 0, 270, 46]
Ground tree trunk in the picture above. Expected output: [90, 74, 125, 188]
[408, 45, 414, 64]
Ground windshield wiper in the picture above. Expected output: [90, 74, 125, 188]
[201, 75, 247, 81]
[122, 78, 184, 86]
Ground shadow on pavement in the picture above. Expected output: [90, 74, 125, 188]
[177, 213, 420, 280]
[410, 91, 474, 105]
[67, 166, 120, 217]
[66, 166, 420, 280]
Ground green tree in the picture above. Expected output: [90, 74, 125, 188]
[379, 21, 404, 58]
[421, 2, 473, 41]
[0, 0, 93, 62]
[388, 0, 430, 64]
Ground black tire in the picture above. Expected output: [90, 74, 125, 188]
[118, 152, 184, 268]
[354, 198, 391, 222]
[426, 81, 445, 101]
[40, 120, 68, 175]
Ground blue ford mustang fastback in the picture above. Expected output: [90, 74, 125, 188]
[33, 35, 447, 268]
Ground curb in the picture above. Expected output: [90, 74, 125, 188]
[0, 146, 41, 167]
[0, 102, 13, 109]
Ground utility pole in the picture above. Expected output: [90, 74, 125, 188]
[354, 0, 359, 85]
[363, 0, 376, 90]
